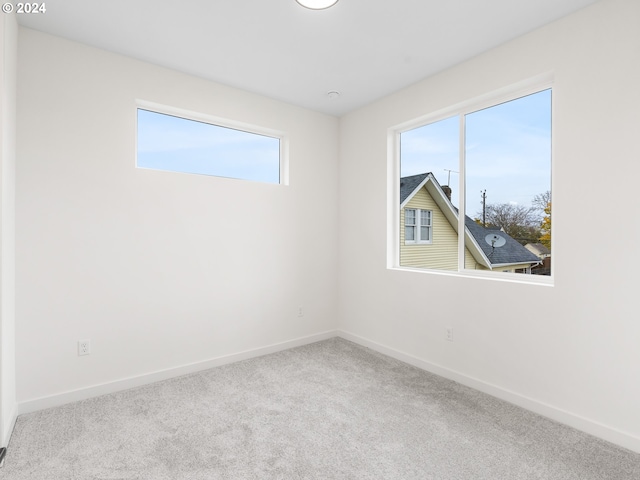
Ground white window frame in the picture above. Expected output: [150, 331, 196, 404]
[135, 100, 289, 185]
[404, 208, 432, 245]
[388, 73, 554, 286]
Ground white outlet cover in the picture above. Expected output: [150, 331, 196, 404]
[78, 339, 91, 356]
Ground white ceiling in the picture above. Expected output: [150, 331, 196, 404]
[18, 0, 599, 116]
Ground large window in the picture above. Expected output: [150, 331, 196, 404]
[395, 79, 552, 281]
[136, 103, 283, 184]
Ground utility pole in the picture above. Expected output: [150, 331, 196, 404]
[481, 190, 487, 227]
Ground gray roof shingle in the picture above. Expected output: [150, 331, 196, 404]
[465, 217, 540, 266]
[400, 173, 430, 204]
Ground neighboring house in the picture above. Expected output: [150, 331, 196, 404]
[525, 243, 550, 259]
[400, 173, 540, 273]
[525, 243, 551, 275]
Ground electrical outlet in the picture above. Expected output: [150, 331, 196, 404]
[445, 328, 454, 342]
[78, 339, 91, 356]
[297, 307, 304, 317]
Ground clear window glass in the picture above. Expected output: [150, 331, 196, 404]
[405, 209, 416, 242]
[137, 108, 281, 184]
[397, 87, 552, 278]
[399, 116, 459, 270]
[464, 89, 551, 275]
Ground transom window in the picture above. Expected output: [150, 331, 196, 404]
[136, 102, 285, 184]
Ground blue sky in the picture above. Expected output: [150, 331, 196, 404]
[401, 89, 551, 217]
[137, 109, 281, 184]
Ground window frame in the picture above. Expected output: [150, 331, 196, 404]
[388, 74, 554, 286]
[135, 100, 289, 185]
[404, 208, 417, 242]
[404, 208, 433, 245]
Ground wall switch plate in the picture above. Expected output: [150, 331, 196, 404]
[78, 339, 91, 356]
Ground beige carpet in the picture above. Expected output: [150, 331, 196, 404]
[3, 338, 640, 479]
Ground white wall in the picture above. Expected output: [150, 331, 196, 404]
[338, 0, 640, 452]
[0, 12, 17, 447]
[16, 29, 339, 406]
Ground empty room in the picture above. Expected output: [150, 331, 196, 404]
[1, 0, 639, 478]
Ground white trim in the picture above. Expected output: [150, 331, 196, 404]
[136, 99, 286, 140]
[403, 208, 433, 245]
[337, 330, 640, 454]
[419, 209, 432, 243]
[13, 330, 640, 454]
[458, 113, 466, 271]
[387, 129, 401, 269]
[393, 264, 553, 286]
[391, 72, 554, 135]
[18, 330, 337, 415]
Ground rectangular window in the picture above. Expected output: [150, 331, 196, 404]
[420, 210, 432, 242]
[464, 90, 551, 276]
[394, 78, 552, 283]
[136, 104, 283, 184]
[405, 208, 416, 241]
[404, 208, 432, 244]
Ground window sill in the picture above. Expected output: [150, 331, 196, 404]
[390, 265, 554, 287]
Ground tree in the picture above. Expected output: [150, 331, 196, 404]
[539, 202, 551, 249]
[532, 190, 551, 212]
[533, 191, 551, 250]
[476, 203, 541, 245]
[475, 190, 551, 246]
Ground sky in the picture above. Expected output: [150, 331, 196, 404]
[137, 109, 281, 184]
[137, 89, 550, 207]
[400, 89, 552, 218]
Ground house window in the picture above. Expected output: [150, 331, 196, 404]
[394, 76, 552, 283]
[136, 103, 284, 184]
[405, 209, 416, 241]
[404, 208, 432, 244]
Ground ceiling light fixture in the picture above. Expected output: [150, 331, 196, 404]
[295, 0, 339, 10]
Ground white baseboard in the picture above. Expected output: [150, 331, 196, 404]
[337, 329, 640, 454]
[18, 330, 338, 415]
[16, 329, 640, 455]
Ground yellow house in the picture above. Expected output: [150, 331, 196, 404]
[400, 173, 540, 273]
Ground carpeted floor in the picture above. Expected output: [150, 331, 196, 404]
[3, 337, 640, 479]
